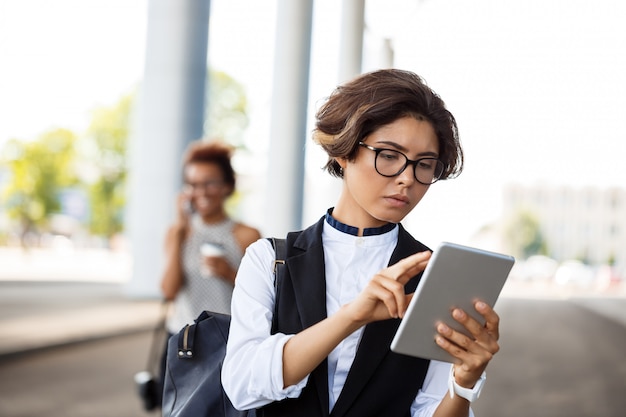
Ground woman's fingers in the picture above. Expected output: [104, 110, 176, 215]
[475, 301, 501, 341]
[367, 277, 406, 318]
[435, 302, 501, 381]
[435, 323, 494, 383]
[374, 251, 431, 316]
[384, 251, 431, 283]
[348, 251, 431, 324]
[436, 319, 496, 358]
[451, 303, 500, 353]
[435, 326, 482, 365]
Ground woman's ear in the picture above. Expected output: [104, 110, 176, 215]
[335, 157, 348, 170]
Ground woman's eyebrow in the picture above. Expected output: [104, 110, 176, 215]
[417, 151, 439, 158]
[375, 140, 408, 152]
[375, 140, 439, 158]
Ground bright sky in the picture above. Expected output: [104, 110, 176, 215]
[1, 0, 624, 245]
[0, 0, 147, 139]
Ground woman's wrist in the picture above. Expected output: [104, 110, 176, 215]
[448, 365, 486, 402]
[337, 304, 368, 334]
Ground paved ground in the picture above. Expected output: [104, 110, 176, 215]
[0, 247, 159, 358]
[1, 247, 625, 417]
[0, 281, 161, 358]
[1, 290, 625, 417]
[472, 297, 626, 417]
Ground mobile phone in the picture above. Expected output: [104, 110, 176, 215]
[183, 199, 195, 214]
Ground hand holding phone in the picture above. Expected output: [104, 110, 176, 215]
[183, 199, 194, 215]
[174, 192, 194, 227]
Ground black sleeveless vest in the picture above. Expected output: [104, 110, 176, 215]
[258, 217, 431, 417]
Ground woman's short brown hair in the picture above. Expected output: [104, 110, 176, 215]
[313, 69, 463, 180]
[183, 139, 236, 193]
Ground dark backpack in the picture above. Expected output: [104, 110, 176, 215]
[162, 238, 286, 417]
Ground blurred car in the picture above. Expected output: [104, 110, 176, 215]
[595, 264, 623, 287]
[554, 260, 595, 286]
[525, 255, 559, 281]
[511, 255, 559, 282]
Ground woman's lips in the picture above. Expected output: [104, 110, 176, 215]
[385, 194, 410, 207]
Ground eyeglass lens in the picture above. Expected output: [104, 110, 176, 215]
[374, 149, 444, 184]
[184, 180, 224, 192]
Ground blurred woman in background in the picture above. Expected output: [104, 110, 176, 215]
[159, 139, 261, 404]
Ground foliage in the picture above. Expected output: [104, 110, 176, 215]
[0, 129, 79, 244]
[0, 67, 248, 245]
[205, 69, 249, 147]
[83, 94, 133, 238]
[504, 209, 548, 259]
[82, 69, 248, 238]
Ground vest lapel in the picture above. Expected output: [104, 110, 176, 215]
[288, 247, 327, 328]
[287, 217, 331, 414]
[330, 225, 426, 416]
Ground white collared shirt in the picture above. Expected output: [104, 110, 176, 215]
[222, 220, 474, 417]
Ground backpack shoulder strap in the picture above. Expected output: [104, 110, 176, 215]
[270, 237, 286, 288]
[268, 237, 286, 334]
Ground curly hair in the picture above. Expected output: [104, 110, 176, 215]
[183, 139, 236, 192]
[313, 69, 463, 179]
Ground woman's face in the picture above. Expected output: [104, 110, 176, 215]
[335, 116, 439, 229]
[183, 162, 232, 218]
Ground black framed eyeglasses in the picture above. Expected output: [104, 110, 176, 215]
[183, 179, 225, 192]
[358, 142, 444, 185]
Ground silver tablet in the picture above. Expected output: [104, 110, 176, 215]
[390, 242, 515, 363]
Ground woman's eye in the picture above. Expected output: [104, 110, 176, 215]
[417, 160, 434, 170]
[379, 150, 401, 161]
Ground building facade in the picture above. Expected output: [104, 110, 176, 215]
[503, 184, 626, 270]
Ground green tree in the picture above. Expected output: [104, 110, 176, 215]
[81, 69, 249, 239]
[0, 68, 248, 245]
[504, 209, 548, 259]
[205, 69, 249, 147]
[82, 94, 133, 239]
[0, 129, 79, 245]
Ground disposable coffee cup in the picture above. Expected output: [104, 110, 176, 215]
[200, 243, 225, 277]
[200, 243, 225, 257]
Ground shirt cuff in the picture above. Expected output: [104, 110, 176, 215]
[248, 333, 310, 400]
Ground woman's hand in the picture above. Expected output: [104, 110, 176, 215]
[176, 192, 192, 223]
[202, 255, 236, 283]
[283, 250, 431, 387]
[344, 251, 432, 326]
[435, 300, 500, 388]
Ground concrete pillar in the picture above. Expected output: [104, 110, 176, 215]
[303, 0, 364, 225]
[380, 38, 395, 68]
[265, 0, 314, 237]
[338, 0, 365, 83]
[125, 0, 210, 297]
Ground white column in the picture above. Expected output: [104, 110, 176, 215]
[380, 38, 395, 68]
[265, 0, 314, 237]
[304, 0, 364, 224]
[338, 0, 365, 83]
[125, 0, 210, 297]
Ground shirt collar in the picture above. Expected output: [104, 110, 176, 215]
[325, 208, 397, 236]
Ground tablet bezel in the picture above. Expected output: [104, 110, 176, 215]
[390, 242, 515, 363]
